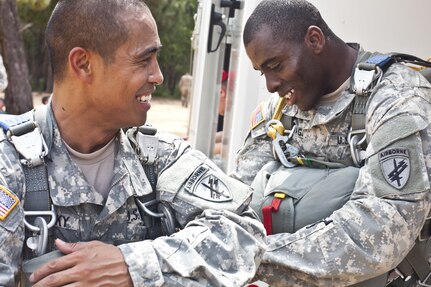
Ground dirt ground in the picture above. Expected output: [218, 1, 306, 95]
[29, 92, 190, 138]
[145, 96, 190, 138]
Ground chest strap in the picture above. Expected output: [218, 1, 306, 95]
[127, 126, 177, 238]
[349, 53, 431, 167]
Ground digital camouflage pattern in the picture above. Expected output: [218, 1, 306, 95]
[0, 106, 266, 287]
[233, 47, 431, 286]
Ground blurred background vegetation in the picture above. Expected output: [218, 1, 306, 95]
[0, 0, 196, 113]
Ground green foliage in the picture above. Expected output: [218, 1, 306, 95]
[146, 0, 197, 98]
[18, 0, 58, 92]
[17, 0, 197, 97]
[17, 0, 52, 11]
[18, 0, 56, 19]
[155, 84, 179, 99]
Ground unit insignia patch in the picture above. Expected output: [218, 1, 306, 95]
[185, 165, 232, 202]
[379, 147, 410, 190]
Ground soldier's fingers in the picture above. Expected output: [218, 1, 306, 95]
[31, 268, 76, 287]
[55, 238, 101, 254]
[29, 253, 76, 285]
[54, 239, 83, 254]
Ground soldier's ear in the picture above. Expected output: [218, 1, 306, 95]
[68, 47, 92, 83]
[305, 26, 324, 54]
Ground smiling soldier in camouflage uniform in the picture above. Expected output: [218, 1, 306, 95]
[0, 1, 266, 286]
[233, 0, 431, 286]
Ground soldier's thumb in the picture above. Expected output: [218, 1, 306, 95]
[54, 238, 84, 254]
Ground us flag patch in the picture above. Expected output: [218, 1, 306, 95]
[0, 185, 19, 220]
[379, 147, 410, 190]
[250, 103, 265, 129]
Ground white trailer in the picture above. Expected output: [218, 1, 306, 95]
[188, 0, 431, 173]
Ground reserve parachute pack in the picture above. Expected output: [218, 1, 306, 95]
[251, 53, 431, 287]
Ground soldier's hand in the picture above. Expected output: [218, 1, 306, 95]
[29, 239, 133, 287]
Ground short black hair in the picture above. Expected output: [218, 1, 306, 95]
[243, 0, 335, 46]
[45, 0, 149, 81]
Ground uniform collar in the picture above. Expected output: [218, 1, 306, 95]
[38, 105, 152, 210]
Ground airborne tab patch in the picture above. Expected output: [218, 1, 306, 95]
[379, 147, 410, 190]
[0, 185, 19, 220]
[185, 165, 209, 193]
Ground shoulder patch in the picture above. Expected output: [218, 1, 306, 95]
[184, 165, 233, 202]
[379, 147, 410, 189]
[0, 185, 19, 220]
[250, 103, 266, 130]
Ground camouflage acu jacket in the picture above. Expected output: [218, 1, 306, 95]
[233, 46, 431, 286]
[0, 105, 266, 287]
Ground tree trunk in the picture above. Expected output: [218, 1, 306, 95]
[0, 0, 33, 115]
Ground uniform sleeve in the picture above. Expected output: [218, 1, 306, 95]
[231, 135, 274, 186]
[118, 142, 266, 287]
[0, 200, 24, 287]
[0, 138, 25, 287]
[253, 74, 431, 286]
[231, 97, 278, 186]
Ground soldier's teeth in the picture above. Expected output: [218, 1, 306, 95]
[284, 89, 294, 100]
[139, 95, 151, 103]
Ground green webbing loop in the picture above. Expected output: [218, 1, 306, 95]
[289, 156, 346, 169]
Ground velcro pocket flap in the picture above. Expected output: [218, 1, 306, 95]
[264, 166, 328, 200]
[366, 115, 428, 158]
